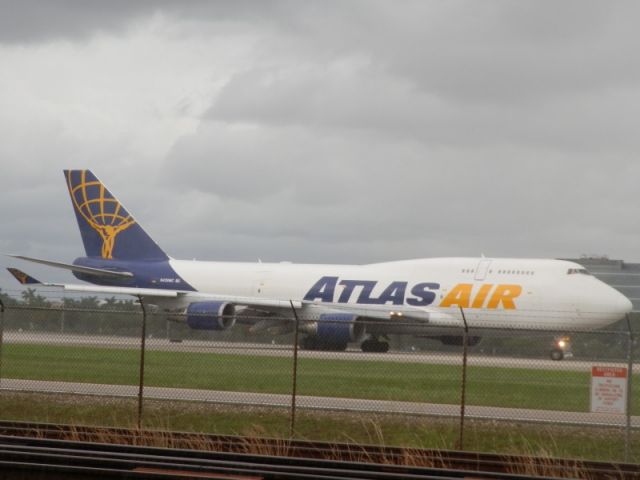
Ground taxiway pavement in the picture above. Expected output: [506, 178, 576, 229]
[0, 378, 637, 428]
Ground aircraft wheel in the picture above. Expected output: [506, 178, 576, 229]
[361, 339, 374, 352]
[361, 339, 390, 353]
[550, 349, 564, 361]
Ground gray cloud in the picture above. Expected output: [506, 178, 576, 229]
[0, 0, 297, 44]
[0, 0, 152, 43]
[2, 0, 640, 293]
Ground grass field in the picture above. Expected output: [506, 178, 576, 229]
[2, 343, 639, 413]
[0, 392, 637, 463]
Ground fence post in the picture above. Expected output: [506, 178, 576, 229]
[289, 301, 301, 438]
[457, 307, 469, 451]
[137, 296, 147, 431]
[625, 314, 634, 463]
[0, 298, 4, 389]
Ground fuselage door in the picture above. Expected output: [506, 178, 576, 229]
[474, 259, 492, 281]
[253, 270, 272, 296]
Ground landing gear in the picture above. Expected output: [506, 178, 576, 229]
[360, 337, 390, 353]
[550, 336, 572, 361]
[550, 348, 564, 361]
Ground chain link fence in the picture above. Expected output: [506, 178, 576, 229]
[0, 290, 637, 461]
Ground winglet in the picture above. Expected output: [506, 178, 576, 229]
[7, 268, 41, 285]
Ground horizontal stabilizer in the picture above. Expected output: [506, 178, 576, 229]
[7, 268, 41, 285]
[6, 255, 133, 279]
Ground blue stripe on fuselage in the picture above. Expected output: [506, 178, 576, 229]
[72, 257, 196, 290]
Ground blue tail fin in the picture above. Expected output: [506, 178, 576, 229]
[64, 170, 168, 261]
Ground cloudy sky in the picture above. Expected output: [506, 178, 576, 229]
[1, 0, 640, 293]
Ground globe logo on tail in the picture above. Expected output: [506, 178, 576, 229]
[66, 170, 136, 259]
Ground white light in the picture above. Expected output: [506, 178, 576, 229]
[558, 340, 566, 348]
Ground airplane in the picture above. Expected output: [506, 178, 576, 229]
[5, 170, 633, 360]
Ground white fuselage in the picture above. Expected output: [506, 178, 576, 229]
[168, 257, 631, 331]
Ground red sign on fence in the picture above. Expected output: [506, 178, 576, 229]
[590, 366, 628, 414]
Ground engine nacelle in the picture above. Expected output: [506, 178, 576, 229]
[186, 301, 236, 330]
[308, 313, 367, 344]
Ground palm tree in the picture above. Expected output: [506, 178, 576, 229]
[21, 288, 49, 307]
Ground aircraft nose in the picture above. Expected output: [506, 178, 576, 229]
[604, 287, 633, 319]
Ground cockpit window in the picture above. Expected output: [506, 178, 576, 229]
[567, 268, 592, 275]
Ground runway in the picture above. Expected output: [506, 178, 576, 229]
[2, 331, 638, 428]
[4, 331, 639, 373]
[0, 378, 637, 428]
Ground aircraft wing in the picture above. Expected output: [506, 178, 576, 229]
[303, 300, 432, 322]
[303, 300, 460, 326]
[6, 267, 452, 319]
[6, 268, 301, 308]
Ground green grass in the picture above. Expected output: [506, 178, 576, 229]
[2, 343, 639, 413]
[0, 392, 636, 463]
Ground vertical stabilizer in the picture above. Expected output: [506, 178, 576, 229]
[64, 170, 168, 261]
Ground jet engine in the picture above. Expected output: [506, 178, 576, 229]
[186, 301, 236, 330]
[300, 313, 366, 350]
